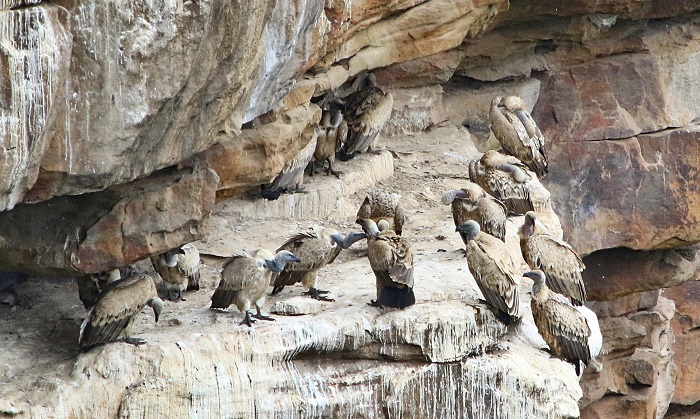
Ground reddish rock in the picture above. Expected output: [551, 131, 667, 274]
[592, 291, 659, 318]
[664, 281, 700, 405]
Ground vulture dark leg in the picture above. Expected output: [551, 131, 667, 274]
[177, 288, 186, 302]
[367, 300, 383, 308]
[327, 158, 343, 178]
[240, 311, 256, 327]
[252, 305, 275, 322]
[303, 287, 335, 302]
[122, 337, 147, 346]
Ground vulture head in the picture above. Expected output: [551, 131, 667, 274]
[377, 219, 391, 232]
[161, 247, 186, 267]
[266, 250, 301, 273]
[356, 218, 381, 238]
[148, 296, 164, 323]
[502, 95, 525, 111]
[519, 211, 537, 239]
[523, 270, 546, 298]
[455, 220, 481, 242]
[331, 231, 368, 249]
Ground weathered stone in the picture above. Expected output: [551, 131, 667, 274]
[591, 291, 660, 318]
[583, 245, 700, 301]
[270, 296, 331, 316]
[599, 317, 646, 355]
[381, 86, 450, 137]
[665, 281, 700, 405]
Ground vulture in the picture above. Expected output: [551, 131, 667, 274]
[261, 130, 318, 200]
[441, 182, 507, 243]
[339, 73, 394, 161]
[271, 228, 368, 301]
[356, 190, 406, 235]
[211, 249, 300, 327]
[468, 150, 550, 215]
[490, 96, 548, 177]
[150, 243, 201, 302]
[519, 212, 586, 306]
[79, 274, 163, 350]
[456, 220, 521, 325]
[526, 270, 602, 375]
[312, 106, 347, 177]
[78, 266, 136, 309]
[357, 218, 415, 309]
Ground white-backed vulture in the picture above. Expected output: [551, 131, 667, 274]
[357, 190, 406, 235]
[456, 220, 521, 324]
[261, 130, 318, 200]
[468, 150, 550, 215]
[312, 106, 347, 177]
[78, 266, 137, 309]
[339, 73, 394, 161]
[490, 96, 548, 177]
[357, 218, 415, 309]
[519, 212, 586, 306]
[79, 274, 163, 350]
[442, 182, 507, 243]
[211, 249, 300, 327]
[150, 243, 201, 302]
[525, 270, 602, 375]
[271, 228, 367, 301]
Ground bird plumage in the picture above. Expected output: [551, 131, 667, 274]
[526, 270, 600, 375]
[261, 130, 318, 200]
[468, 150, 550, 215]
[339, 74, 394, 161]
[357, 218, 415, 309]
[490, 96, 548, 177]
[211, 249, 300, 326]
[150, 243, 201, 301]
[79, 274, 163, 350]
[442, 182, 506, 243]
[456, 220, 521, 324]
[519, 212, 586, 306]
[313, 106, 346, 177]
[356, 190, 406, 236]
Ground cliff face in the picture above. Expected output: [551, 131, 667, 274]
[3, 0, 700, 417]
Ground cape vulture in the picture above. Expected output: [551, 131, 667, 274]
[490, 96, 548, 177]
[357, 218, 415, 309]
[468, 150, 550, 215]
[211, 249, 300, 327]
[339, 73, 394, 161]
[456, 220, 521, 325]
[519, 212, 586, 306]
[150, 243, 201, 302]
[271, 227, 367, 301]
[79, 274, 163, 350]
[78, 266, 136, 309]
[312, 105, 347, 177]
[356, 190, 406, 235]
[261, 130, 318, 200]
[525, 270, 602, 375]
[442, 182, 507, 243]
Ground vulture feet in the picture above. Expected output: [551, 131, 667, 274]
[252, 306, 275, 322]
[303, 288, 335, 302]
[122, 337, 148, 346]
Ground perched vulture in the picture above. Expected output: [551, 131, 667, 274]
[468, 150, 550, 215]
[357, 218, 415, 309]
[211, 249, 300, 327]
[150, 243, 201, 302]
[441, 182, 507, 243]
[312, 106, 347, 177]
[261, 130, 318, 200]
[78, 266, 137, 310]
[519, 212, 586, 306]
[456, 220, 521, 324]
[490, 96, 548, 177]
[526, 270, 602, 375]
[356, 190, 406, 235]
[271, 228, 367, 301]
[79, 274, 163, 350]
[339, 73, 394, 161]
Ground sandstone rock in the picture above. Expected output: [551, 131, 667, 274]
[591, 291, 660, 318]
[599, 317, 646, 356]
[583, 245, 700, 301]
[381, 85, 450, 137]
[270, 296, 331, 316]
[665, 281, 700, 405]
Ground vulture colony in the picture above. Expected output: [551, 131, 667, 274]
[17, 84, 599, 377]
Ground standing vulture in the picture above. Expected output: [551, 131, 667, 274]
[519, 212, 586, 306]
[78, 266, 136, 310]
[468, 150, 550, 215]
[357, 218, 415, 309]
[312, 106, 347, 177]
[442, 182, 507, 243]
[356, 190, 406, 235]
[211, 249, 300, 327]
[526, 270, 602, 375]
[79, 274, 163, 350]
[456, 220, 521, 325]
[339, 73, 394, 161]
[150, 243, 201, 302]
[261, 130, 318, 200]
[490, 96, 548, 177]
[271, 227, 368, 301]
